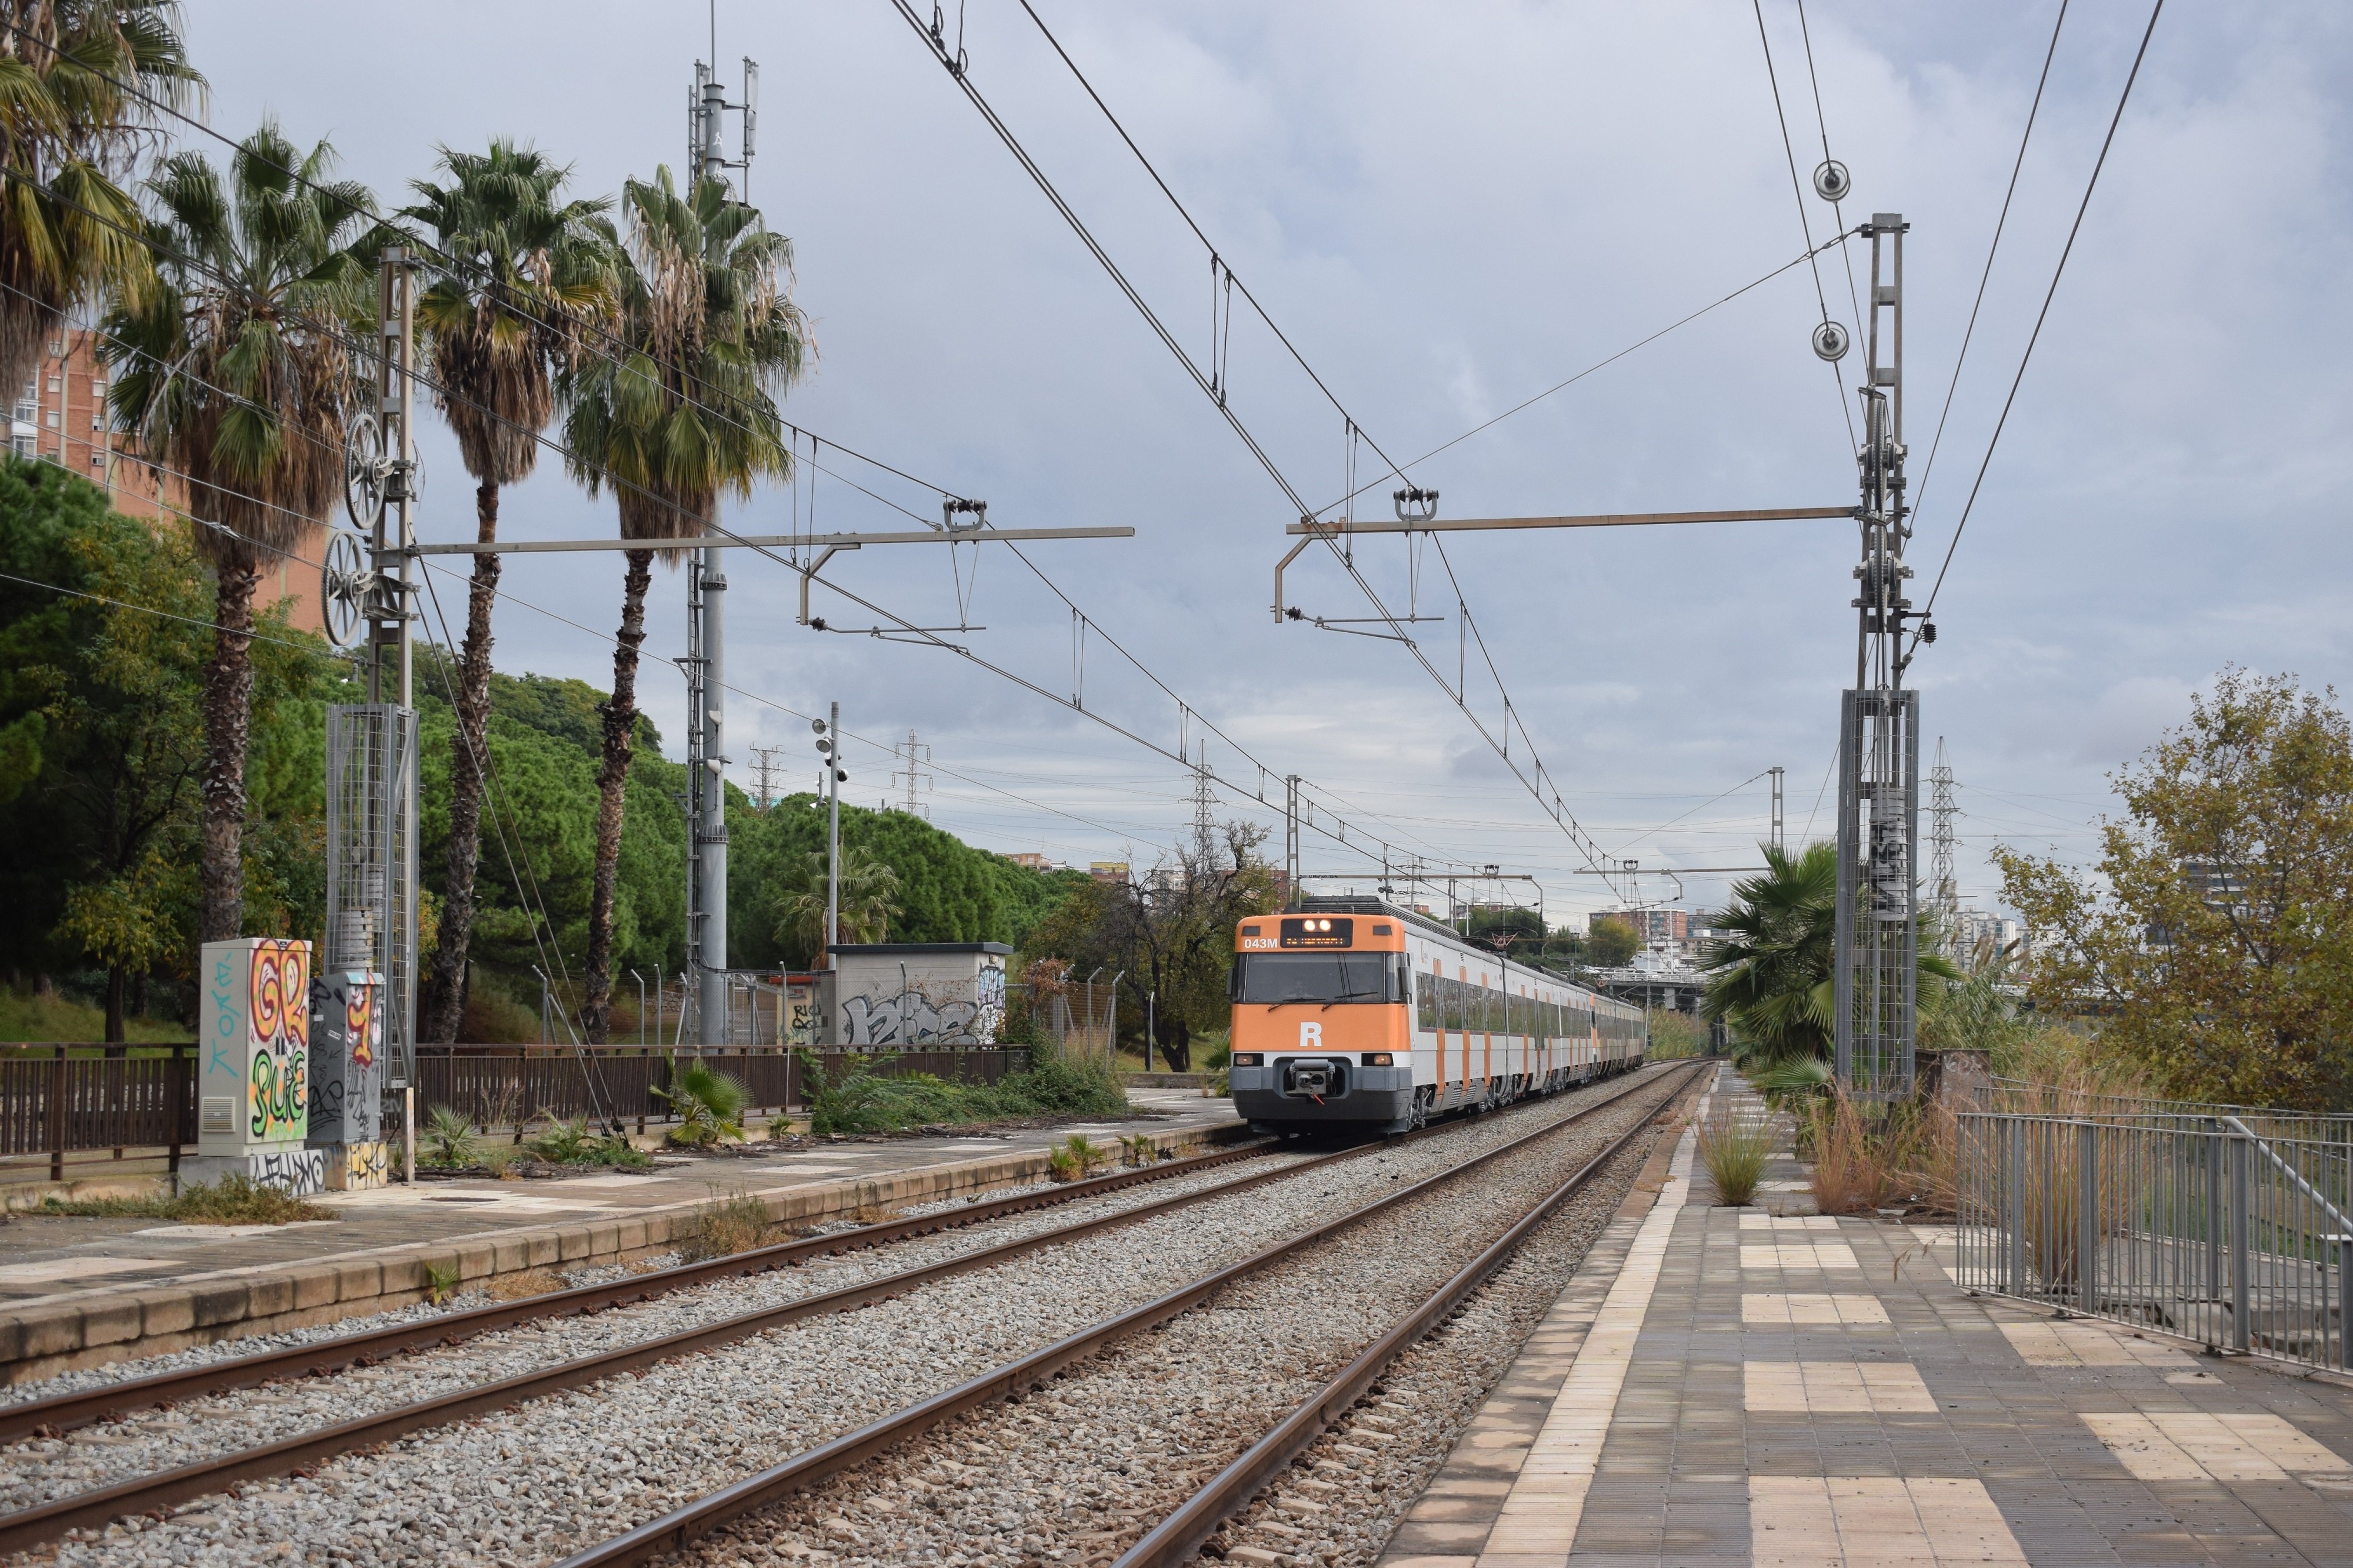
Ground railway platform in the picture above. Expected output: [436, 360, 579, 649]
[0, 1085, 1239, 1383]
[1381, 1067, 2353, 1567]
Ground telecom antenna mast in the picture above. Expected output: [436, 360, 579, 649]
[1832, 213, 1921, 1097]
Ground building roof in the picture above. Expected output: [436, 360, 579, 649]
[828, 942, 1014, 957]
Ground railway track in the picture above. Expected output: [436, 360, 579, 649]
[1, 1066, 1672, 1560]
[0, 1133, 1285, 1443]
[550, 1060, 1704, 1568]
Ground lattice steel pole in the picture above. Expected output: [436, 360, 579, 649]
[1832, 213, 1919, 1098]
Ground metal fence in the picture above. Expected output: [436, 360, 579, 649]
[1955, 1111, 2353, 1372]
[0, 1044, 1034, 1185]
[1982, 1077, 2353, 1143]
[0, 1046, 196, 1182]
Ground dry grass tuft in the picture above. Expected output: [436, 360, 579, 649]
[485, 1267, 563, 1303]
[678, 1189, 772, 1262]
[1696, 1109, 1775, 1206]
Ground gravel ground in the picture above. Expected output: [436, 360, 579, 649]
[0, 1172, 1119, 1415]
[643, 1067, 1692, 1568]
[4, 1070, 1664, 1556]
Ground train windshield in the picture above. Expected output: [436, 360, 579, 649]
[1230, 952, 1399, 1005]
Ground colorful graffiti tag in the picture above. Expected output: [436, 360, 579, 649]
[247, 940, 309, 1142]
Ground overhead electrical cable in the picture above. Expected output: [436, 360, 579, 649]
[1793, 0, 1867, 352]
[1916, 0, 2163, 628]
[1909, 0, 2070, 526]
[0, 99, 1469, 888]
[1751, 0, 1859, 449]
[902, 0, 1637, 890]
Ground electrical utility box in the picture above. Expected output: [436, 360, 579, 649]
[188, 938, 326, 1195]
[307, 969, 391, 1190]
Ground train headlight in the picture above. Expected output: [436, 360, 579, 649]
[1359, 1052, 1392, 1066]
[1231, 1053, 1262, 1067]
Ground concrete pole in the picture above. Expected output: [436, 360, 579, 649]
[696, 546, 728, 1045]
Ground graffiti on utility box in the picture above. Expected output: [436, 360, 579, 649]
[198, 938, 311, 1158]
[830, 945, 1011, 1047]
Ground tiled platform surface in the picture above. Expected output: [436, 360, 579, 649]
[1382, 1066, 2353, 1566]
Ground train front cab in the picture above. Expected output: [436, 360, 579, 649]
[1227, 913, 1415, 1134]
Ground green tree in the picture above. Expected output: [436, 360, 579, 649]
[1018, 823, 1280, 1070]
[769, 844, 900, 966]
[402, 141, 615, 1043]
[1467, 905, 1543, 956]
[1585, 916, 1641, 969]
[104, 121, 374, 942]
[0, 1, 196, 398]
[1997, 669, 2353, 1109]
[1699, 840, 1958, 1068]
[558, 167, 806, 1040]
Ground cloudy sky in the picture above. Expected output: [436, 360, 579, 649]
[191, 1, 2351, 932]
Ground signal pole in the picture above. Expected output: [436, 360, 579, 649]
[1832, 212, 1922, 1097]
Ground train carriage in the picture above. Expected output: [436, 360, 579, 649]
[1226, 896, 1647, 1136]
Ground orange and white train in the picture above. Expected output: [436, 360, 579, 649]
[1227, 897, 1647, 1135]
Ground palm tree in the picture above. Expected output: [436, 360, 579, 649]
[401, 142, 615, 1044]
[772, 845, 901, 966]
[104, 122, 375, 941]
[1697, 840, 1960, 1069]
[0, 1, 198, 399]
[559, 168, 807, 1040]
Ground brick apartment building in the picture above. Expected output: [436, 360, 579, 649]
[1592, 907, 1688, 944]
[11, 327, 326, 634]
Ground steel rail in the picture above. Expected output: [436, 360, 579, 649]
[0, 1075, 1649, 1552]
[547, 1063, 1698, 1568]
[1117, 1063, 1708, 1567]
[0, 1136, 1278, 1444]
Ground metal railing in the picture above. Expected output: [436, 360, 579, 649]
[1982, 1077, 2353, 1142]
[1956, 1110, 2353, 1372]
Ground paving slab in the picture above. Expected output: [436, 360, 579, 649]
[1381, 1065, 2353, 1567]
[0, 1085, 1239, 1383]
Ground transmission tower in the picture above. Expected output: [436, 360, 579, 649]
[890, 730, 933, 818]
[742, 745, 784, 813]
[1832, 212, 1923, 1099]
[1188, 741, 1218, 860]
[1930, 738, 1957, 955]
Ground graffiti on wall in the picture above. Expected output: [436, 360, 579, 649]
[246, 1146, 326, 1197]
[842, 980, 1001, 1045]
[308, 974, 384, 1145]
[331, 1140, 391, 1192]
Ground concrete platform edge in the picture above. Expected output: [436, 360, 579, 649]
[0, 1119, 1251, 1386]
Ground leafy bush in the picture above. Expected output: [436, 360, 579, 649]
[797, 1043, 1130, 1134]
[41, 1173, 335, 1225]
[422, 1105, 479, 1170]
[1695, 1110, 1774, 1206]
[525, 1114, 652, 1169]
[654, 1059, 751, 1147]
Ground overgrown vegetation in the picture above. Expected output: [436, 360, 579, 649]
[796, 1045, 1128, 1135]
[422, 1105, 479, 1169]
[1646, 1009, 1708, 1059]
[525, 1114, 652, 1169]
[1695, 1109, 1774, 1206]
[678, 1189, 771, 1262]
[652, 1060, 749, 1147]
[1998, 668, 2353, 1110]
[1047, 1133, 1109, 1183]
[38, 1172, 336, 1224]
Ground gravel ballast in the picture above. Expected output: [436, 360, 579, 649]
[659, 1067, 1692, 1568]
[6, 1069, 1672, 1565]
